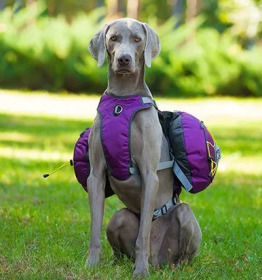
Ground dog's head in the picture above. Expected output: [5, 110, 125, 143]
[89, 18, 161, 74]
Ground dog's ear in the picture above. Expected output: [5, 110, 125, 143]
[88, 24, 110, 67]
[143, 23, 161, 68]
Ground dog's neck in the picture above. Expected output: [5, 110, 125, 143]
[106, 63, 152, 98]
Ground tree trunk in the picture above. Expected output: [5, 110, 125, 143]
[185, 0, 201, 43]
[26, 0, 35, 7]
[186, 0, 201, 22]
[0, 0, 5, 11]
[171, 0, 184, 29]
[127, 0, 140, 20]
[96, 0, 104, 8]
[14, 0, 22, 14]
[107, 0, 124, 21]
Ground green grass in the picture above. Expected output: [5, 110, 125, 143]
[0, 94, 262, 279]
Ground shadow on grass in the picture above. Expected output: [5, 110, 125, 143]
[1, 113, 262, 156]
[0, 113, 93, 152]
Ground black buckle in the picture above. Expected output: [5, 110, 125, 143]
[161, 204, 168, 215]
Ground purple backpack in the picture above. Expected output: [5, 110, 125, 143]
[168, 111, 221, 193]
[73, 111, 221, 195]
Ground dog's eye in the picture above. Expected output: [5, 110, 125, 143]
[110, 36, 117, 41]
[134, 37, 141, 42]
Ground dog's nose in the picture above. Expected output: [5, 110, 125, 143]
[117, 55, 131, 67]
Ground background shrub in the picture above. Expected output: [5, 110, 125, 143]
[0, 4, 261, 97]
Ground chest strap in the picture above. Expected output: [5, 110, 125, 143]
[153, 196, 177, 220]
[129, 160, 174, 175]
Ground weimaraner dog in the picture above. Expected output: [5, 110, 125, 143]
[87, 18, 202, 278]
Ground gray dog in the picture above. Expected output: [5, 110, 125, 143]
[87, 18, 202, 278]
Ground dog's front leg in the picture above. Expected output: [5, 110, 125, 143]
[133, 172, 159, 278]
[86, 173, 105, 267]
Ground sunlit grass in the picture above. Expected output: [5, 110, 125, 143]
[0, 93, 262, 279]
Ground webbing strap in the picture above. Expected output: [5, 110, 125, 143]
[214, 143, 221, 163]
[129, 160, 174, 175]
[130, 160, 193, 193]
[153, 196, 177, 220]
[142, 97, 154, 105]
[157, 160, 174, 170]
[173, 161, 193, 192]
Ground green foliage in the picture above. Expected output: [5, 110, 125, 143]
[0, 5, 108, 92]
[0, 94, 262, 279]
[0, 4, 262, 96]
[150, 17, 262, 97]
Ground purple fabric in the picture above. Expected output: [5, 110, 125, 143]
[180, 112, 215, 193]
[73, 128, 91, 191]
[97, 94, 152, 180]
[73, 127, 115, 197]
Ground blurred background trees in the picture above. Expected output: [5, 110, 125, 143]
[0, 0, 261, 96]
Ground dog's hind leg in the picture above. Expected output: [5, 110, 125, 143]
[156, 203, 202, 266]
[106, 208, 139, 260]
[165, 203, 202, 266]
[176, 203, 202, 264]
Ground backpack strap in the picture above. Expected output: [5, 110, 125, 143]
[153, 196, 177, 220]
[157, 160, 174, 170]
[173, 161, 193, 192]
[130, 159, 194, 192]
[129, 160, 174, 175]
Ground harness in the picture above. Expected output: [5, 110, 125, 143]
[45, 94, 220, 220]
[97, 94, 155, 180]
[97, 93, 177, 219]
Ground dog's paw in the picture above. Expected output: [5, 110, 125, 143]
[132, 265, 150, 279]
[132, 269, 149, 279]
[86, 252, 100, 267]
[132, 254, 150, 278]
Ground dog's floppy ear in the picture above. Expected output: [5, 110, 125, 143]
[88, 23, 110, 67]
[143, 23, 161, 68]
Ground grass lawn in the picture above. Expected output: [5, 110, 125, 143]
[0, 91, 262, 279]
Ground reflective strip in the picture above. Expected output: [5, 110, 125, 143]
[173, 161, 193, 192]
[142, 97, 155, 105]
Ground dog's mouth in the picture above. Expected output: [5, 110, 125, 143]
[116, 69, 132, 74]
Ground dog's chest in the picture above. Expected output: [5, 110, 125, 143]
[97, 94, 153, 181]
